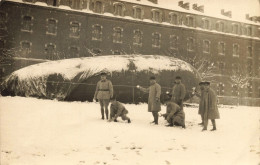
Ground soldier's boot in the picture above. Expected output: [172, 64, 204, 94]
[105, 109, 109, 120]
[182, 124, 186, 129]
[166, 123, 173, 127]
[202, 127, 207, 131]
[128, 119, 131, 123]
[198, 115, 204, 125]
[198, 122, 204, 126]
[101, 108, 105, 120]
[114, 119, 118, 122]
[210, 119, 217, 131]
[154, 112, 159, 125]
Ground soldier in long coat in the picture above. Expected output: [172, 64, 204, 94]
[201, 82, 220, 131]
[162, 95, 185, 128]
[171, 76, 186, 110]
[137, 76, 161, 125]
[108, 96, 131, 123]
[93, 72, 113, 120]
[194, 82, 205, 125]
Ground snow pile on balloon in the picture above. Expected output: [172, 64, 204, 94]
[1, 55, 201, 103]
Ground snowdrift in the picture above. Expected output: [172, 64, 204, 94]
[1, 55, 201, 103]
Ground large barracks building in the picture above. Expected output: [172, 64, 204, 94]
[0, 0, 260, 105]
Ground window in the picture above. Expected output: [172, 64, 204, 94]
[232, 24, 239, 34]
[133, 30, 142, 46]
[216, 21, 225, 32]
[0, 12, 7, 29]
[133, 6, 143, 19]
[217, 83, 225, 96]
[233, 44, 239, 57]
[202, 19, 210, 30]
[20, 41, 31, 55]
[231, 85, 239, 96]
[152, 9, 162, 22]
[218, 61, 225, 74]
[113, 27, 123, 43]
[247, 59, 253, 76]
[92, 24, 102, 41]
[203, 40, 210, 53]
[94, 1, 103, 13]
[70, 21, 80, 38]
[21, 15, 33, 32]
[152, 32, 161, 48]
[46, 18, 57, 35]
[169, 13, 178, 25]
[218, 42, 225, 55]
[114, 2, 125, 16]
[186, 16, 195, 27]
[247, 46, 253, 58]
[170, 35, 178, 49]
[247, 26, 252, 36]
[45, 43, 56, 60]
[112, 50, 121, 55]
[69, 46, 80, 58]
[187, 37, 195, 51]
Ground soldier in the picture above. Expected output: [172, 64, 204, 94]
[161, 94, 186, 128]
[171, 76, 186, 110]
[194, 82, 206, 126]
[108, 96, 131, 123]
[137, 76, 161, 125]
[201, 82, 220, 131]
[93, 72, 113, 120]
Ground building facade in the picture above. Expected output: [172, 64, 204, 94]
[0, 0, 260, 105]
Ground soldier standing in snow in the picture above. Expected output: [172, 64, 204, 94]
[108, 96, 131, 123]
[201, 82, 220, 131]
[93, 72, 113, 120]
[137, 76, 161, 125]
[161, 94, 186, 128]
[171, 76, 186, 110]
[195, 82, 206, 126]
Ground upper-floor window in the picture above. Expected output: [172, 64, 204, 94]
[187, 37, 195, 51]
[20, 40, 32, 55]
[232, 23, 239, 34]
[113, 27, 123, 43]
[202, 18, 210, 30]
[218, 42, 225, 55]
[233, 44, 239, 57]
[203, 40, 210, 53]
[152, 32, 161, 48]
[21, 15, 33, 32]
[133, 6, 143, 19]
[133, 29, 142, 46]
[152, 9, 162, 22]
[46, 18, 57, 35]
[92, 24, 102, 41]
[247, 46, 253, 58]
[69, 46, 80, 58]
[114, 2, 125, 16]
[94, 1, 103, 14]
[170, 35, 178, 49]
[0, 12, 7, 29]
[216, 21, 225, 32]
[246, 26, 252, 36]
[169, 13, 178, 25]
[70, 21, 80, 38]
[218, 62, 225, 74]
[45, 43, 56, 60]
[186, 15, 195, 27]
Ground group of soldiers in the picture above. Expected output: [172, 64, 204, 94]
[93, 72, 220, 131]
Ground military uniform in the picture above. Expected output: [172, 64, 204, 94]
[171, 82, 186, 110]
[94, 79, 113, 119]
[110, 101, 130, 122]
[162, 101, 185, 128]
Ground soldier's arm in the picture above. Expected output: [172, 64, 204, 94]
[156, 84, 161, 100]
[114, 104, 124, 119]
[139, 86, 150, 93]
[180, 84, 186, 100]
[94, 82, 99, 99]
[109, 81, 113, 98]
[167, 105, 177, 120]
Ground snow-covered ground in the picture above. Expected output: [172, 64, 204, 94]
[0, 96, 259, 165]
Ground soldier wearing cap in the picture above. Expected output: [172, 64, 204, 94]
[200, 81, 220, 131]
[93, 72, 113, 120]
[137, 76, 161, 125]
[171, 76, 186, 110]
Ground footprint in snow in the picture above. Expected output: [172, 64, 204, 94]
[165, 160, 171, 165]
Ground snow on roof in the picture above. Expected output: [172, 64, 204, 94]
[8, 55, 196, 81]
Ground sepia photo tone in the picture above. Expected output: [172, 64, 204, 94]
[0, 0, 259, 164]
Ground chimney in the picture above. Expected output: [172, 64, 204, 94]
[192, 3, 198, 10]
[221, 9, 225, 15]
[198, 5, 204, 13]
[245, 14, 250, 20]
[221, 9, 232, 18]
[148, 0, 158, 4]
[178, 1, 184, 7]
[183, 2, 190, 10]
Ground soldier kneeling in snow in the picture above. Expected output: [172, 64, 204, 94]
[108, 96, 131, 123]
[161, 94, 186, 128]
